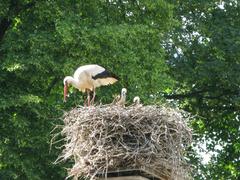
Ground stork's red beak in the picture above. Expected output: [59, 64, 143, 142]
[64, 84, 68, 102]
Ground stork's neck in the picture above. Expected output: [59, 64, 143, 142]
[64, 76, 79, 88]
[121, 94, 126, 102]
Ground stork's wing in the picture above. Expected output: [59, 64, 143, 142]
[92, 70, 119, 80]
[73, 64, 105, 79]
[73, 64, 119, 87]
[93, 77, 118, 87]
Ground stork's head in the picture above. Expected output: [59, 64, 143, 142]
[63, 76, 71, 102]
[121, 88, 127, 97]
[133, 96, 140, 104]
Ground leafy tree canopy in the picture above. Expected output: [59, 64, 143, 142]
[0, 0, 175, 179]
[0, 0, 239, 179]
[167, 0, 240, 179]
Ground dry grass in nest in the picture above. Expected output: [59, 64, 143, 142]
[53, 104, 192, 180]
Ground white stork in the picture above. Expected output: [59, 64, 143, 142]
[133, 96, 141, 106]
[63, 64, 119, 106]
[117, 88, 127, 106]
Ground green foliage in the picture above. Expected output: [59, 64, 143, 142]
[0, 0, 175, 179]
[167, 0, 240, 179]
[1, 0, 239, 179]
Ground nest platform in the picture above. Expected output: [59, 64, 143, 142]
[54, 104, 192, 180]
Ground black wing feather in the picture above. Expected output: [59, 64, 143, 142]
[92, 70, 119, 80]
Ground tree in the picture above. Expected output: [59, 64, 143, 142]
[0, 0, 176, 179]
[166, 0, 240, 179]
[2, 1, 238, 179]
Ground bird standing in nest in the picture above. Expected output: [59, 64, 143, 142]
[117, 88, 127, 106]
[63, 64, 119, 106]
[111, 88, 127, 106]
[133, 96, 142, 107]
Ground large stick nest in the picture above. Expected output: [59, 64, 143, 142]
[54, 104, 192, 180]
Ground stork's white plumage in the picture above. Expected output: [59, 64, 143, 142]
[133, 96, 141, 106]
[63, 64, 118, 105]
[117, 88, 127, 106]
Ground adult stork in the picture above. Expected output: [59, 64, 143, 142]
[63, 64, 119, 106]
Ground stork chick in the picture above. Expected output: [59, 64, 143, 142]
[63, 64, 119, 106]
[133, 96, 140, 105]
[117, 88, 127, 106]
[111, 94, 121, 105]
[133, 96, 142, 107]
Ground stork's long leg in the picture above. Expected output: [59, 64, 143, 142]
[90, 88, 96, 105]
[87, 89, 91, 106]
[84, 95, 87, 107]
[83, 90, 88, 107]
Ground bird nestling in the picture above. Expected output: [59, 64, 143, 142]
[116, 88, 127, 106]
[133, 96, 141, 106]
